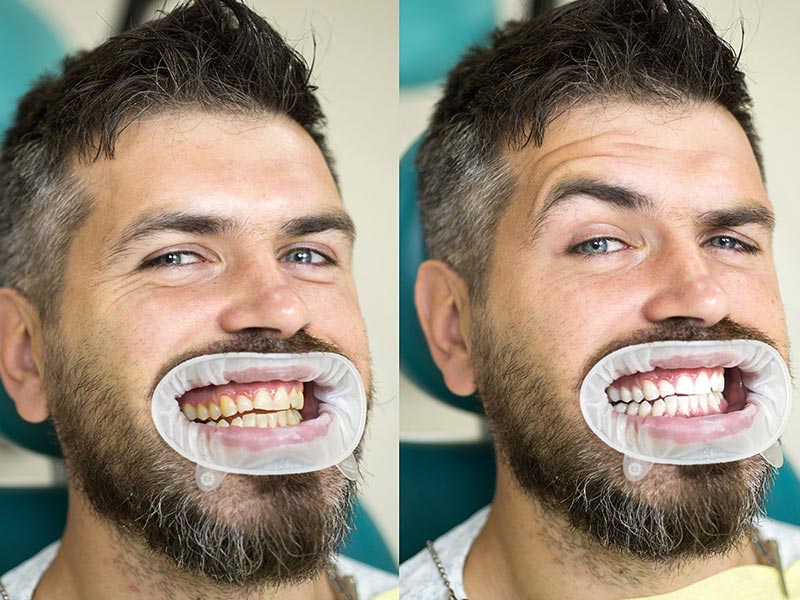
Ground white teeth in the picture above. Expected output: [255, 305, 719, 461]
[665, 395, 678, 416]
[642, 380, 659, 401]
[711, 370, 725, 392]
[242, 413, 257, 427]
[621, 387, 632, 403]
[677, 396, 690, 417]
[626, 402, 639, 415]
[220, 395, 238, 417]
[658, 380, 676, 397]
[196, 404, 209, 421]
[608, 386, 621, 402]
[208, 402, 221, 421]
[709, 393, 721, 413]
[181, 404, 197, 421]
[638, 401, 652, 417]
[698, 394, 709, 413]
[632, 386, 644, 402]
[217, 419, 229, 428]
[614, 403, 627, 413]
[675, 375, 694, 395]
[695, 372, 711, 394]
[652, 398, 666, 416]
[236, 395, 254, 413]
[688, 395, 699, 414]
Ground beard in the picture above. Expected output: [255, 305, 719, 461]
[471, 314, 778, 561]
[45, 329, 363, 588]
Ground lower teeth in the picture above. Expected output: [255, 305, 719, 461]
[610, 391, 725, 417]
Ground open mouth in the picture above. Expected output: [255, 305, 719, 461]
[177, 380, 314, 429]
[606, 365, 747, 418]
[579, 340, 791, 464]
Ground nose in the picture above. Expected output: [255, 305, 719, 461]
[641, 244, 731, 328]
[217, 263, 311, 338]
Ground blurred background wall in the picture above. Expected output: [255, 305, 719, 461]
[0, 0, 399, 563]
[400, 0, 800, 468]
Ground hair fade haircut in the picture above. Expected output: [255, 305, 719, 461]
[0, 0, 332, 323]
[417, 0, 762, 300]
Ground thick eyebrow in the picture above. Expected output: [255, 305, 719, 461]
[107, 211, 239, 259]
[530, 177, 654, 238]
[696, 204, 775, 232]
[278, 212, 356, 243]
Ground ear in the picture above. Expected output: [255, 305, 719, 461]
[414, 260, 476, 396]
[0, 289, 48, 423]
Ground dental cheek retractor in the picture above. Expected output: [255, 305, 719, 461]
[579, 340, 792, 481]
[151, 352, 367, 491]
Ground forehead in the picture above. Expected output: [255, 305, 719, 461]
[73, 111, 343, 238]
[503, 100, 768, 219]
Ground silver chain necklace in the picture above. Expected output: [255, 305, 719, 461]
[426, 540, 467, 600]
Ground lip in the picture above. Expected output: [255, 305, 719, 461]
[617, 403, 758, 443]
[650, 350, 743, 371]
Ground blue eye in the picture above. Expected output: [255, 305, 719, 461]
[142, 251, 202, 268]
[706, 235, 759, 254]
[281, 247, 334, 265]
[573, 237, 625, 255]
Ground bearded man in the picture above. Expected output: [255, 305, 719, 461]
[402, 0, 800, 598]
[0, 1, 396, 598]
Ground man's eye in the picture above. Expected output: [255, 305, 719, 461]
[572, 237, 626, 255]
[705, 235, 759, 255]
[281, 247, 335, 265]
[141, 251, 203, 268]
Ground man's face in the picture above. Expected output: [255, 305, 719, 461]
[471, 101, 787, 558]
[44, 111, 370, 585]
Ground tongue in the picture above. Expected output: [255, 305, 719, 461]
[723, 367, 747, 411]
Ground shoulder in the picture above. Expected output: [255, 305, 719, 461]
[757, 518, 800, 568]
[400, 506, 490, 599]
[335, 555, 398, 600]
[1, 541, 60, 600]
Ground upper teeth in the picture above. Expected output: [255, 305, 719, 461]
[180, 385, 304, 427]
[607, 369, 724, 407]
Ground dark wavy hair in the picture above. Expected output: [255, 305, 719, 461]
[417, 0, 761, 300]
[0, 0, 331, 322]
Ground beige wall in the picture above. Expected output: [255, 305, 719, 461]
[399, 0, 800, 474]
[6, 0, 399, 561]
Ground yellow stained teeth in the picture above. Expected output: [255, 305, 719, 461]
[242, 413, 257, 427]
[256, 414, 270, 428]
[287, 409, 301, 425]
[289, 389, 304, 410]
[196, 404, 209, 421]
[236, 394, 254, 413]
[217, 419, 229, 428]
[253, 389, 272, 410]
[220, 395, 237, 417]
[277, 411, 288, 427]
[181, 404, 197, 421]
[274, 387, 290, 410]
[231, 416, 244, 427]
[208, 402, 221, 420]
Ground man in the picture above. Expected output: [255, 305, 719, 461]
[403, 0, 800, 598]
[0, 0, 396, 598]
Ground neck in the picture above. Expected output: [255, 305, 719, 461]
[463, 467, 759, 600]
[33, 489, 335, 600]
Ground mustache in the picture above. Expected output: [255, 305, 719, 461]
[579, 317, 783, 386]
[150, 330, 347, 396]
